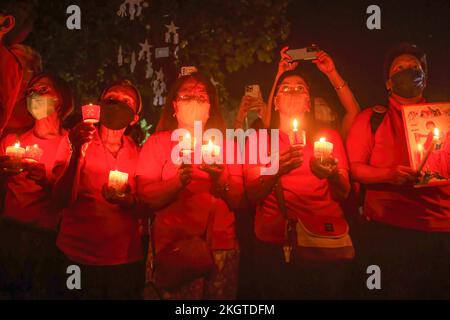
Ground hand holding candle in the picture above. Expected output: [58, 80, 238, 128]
[108, 170, 129, 196]
[24, 144, 43, 163]
[417, 127, 440, 173]
[289, 118, 306, 146]
[82, 103, 101, 124]
[314, 137, 334, 162]
[4, 142, 26, 173]
[201, 139, 221, 165]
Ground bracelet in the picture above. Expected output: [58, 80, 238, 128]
[334, 81, 347, 91]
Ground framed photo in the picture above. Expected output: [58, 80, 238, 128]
[401, 102, 450, 187]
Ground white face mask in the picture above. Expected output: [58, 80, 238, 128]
[175, 100, 210, 127]
[26, 94, 57, 120]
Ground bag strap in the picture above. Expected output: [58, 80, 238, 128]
[274, 179, 297, 246]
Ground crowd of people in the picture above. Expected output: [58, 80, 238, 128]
[0, 1, 449, 300]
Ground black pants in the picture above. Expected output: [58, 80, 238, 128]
[357, 220, 450, 299]
[254, 240, 352, 300]
[57, 253, 145, 300]
[0, 218, 59, 300]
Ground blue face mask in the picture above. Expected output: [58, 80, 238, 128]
[391, 68, 426, 99]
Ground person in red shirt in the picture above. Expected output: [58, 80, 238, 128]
[346, 43, 450, 299]
[0, 0, 35, 137]
[52, 80, 145, 300]
[244, 67, 352, 299]
[0, 73, 74, 299]
[137, 72, 245, 300]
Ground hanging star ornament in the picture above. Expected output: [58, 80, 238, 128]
[155, 68, 164, 81]
[138, 39, 152, 61]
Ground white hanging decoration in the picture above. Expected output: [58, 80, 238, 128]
[118, 45, 123, 66]
[117, 0, 149, 21]
[164, 21, 179, 45]
[152, 68, 166, 106]
[138, 39, 152, 62]
[145, 52, 153, 79]
[173, 45, 180, 60]
[155, 68, 164, 82]
[130, 51, 137, 73]
[210, 77, 220, 87]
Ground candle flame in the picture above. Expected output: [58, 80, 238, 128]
[292, 119, 298, 130]
[14, 142, 20, 148]
[319, 137, 326, 142]
[417, 144, 423, 152]
[434, 128, 440, 137]
[208, 139, 213, 147]
[33, 144, 38, 148]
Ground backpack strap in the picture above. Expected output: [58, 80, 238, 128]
[370, 105, 388, 135]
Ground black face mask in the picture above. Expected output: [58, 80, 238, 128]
[100, 100, 135, 130]
[390, 68, 426, 99]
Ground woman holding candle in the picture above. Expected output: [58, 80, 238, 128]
[52, 80, 145, 300]
[244, 69, 352, 299]
[0, 73, 74, 299]
[137, 72, 245, 300]
[346, 43, 450, 299]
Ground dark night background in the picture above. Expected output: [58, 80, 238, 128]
[230, 0, 450, 112]
[26, 0, 450, 128]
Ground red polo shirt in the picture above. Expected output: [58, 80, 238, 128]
[244, 129, 349, 244]
[346, 97, 450, 232]
[0, 43, 22, 137]
[53, 132, 143, 265]
[136, 131, 241, 253]
[0, 129, 66, 230]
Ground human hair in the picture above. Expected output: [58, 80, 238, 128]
[99, 79, 144, 145]
[28, 73, 74, 121]
[0, 0, 36, 45]
[383, 42, 428, 81]
[155, 72, 225, 134]
[269, 70, 318, 137]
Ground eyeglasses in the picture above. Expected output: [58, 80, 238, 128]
[25, 86, 49, 97]
[278, 85, 309, 95]
[177, 94, 210, 103]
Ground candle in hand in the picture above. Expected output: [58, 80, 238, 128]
[108, 170, 129, 194]
[82, 103, 101, 124]
[417, 127, 441, 172]
[201, 139, 221, 164]
[24, 144, 43, 163]
[6, 142, 26, 160]
[289, 118, 306, 146]
[314, 137, 334, 161]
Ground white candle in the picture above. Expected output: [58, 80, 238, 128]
[417, 127, 440, 172]
[417, 143, 424, 162]
[6, 142, 25, 160]
[201, 139, 221, 164]
[108, 170, 129, 194]
[289, 118, 306, 146]
[24, 144, 43, 163]
[314, 137, 334, 161]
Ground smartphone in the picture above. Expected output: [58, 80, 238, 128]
[287, 45, 320, 61]
[245, 84, 261, 99]
[244, 85, 262, 129]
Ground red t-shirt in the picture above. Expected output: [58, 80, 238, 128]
[346, 97, 450, 232]
[0, 43, 22, 137]
[136, 131, 241, 253]
[53, 133, 143, 265]
[244, 129, 349, 244]
[0, 129, 66, 230]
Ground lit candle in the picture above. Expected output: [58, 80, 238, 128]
[417, 143, 424, 162]
[108, 170, 129, 194]
[4, 142, 25, 173]
[24, 144, 43, 163]
[314, 137, 334, 162]
[6, 142, 26, 160]
[179, 133, 197, 163]
[417, 127, 440, 172]
[201, 139, 221, 164]
[82, 103, 101, 124]
[289, 118, 306, 146]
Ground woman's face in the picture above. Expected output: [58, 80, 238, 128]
[173, 78, 211, 127]
[103, 85, 138, 113]
[101, 85, 139, 130]
[275, 75, 311, 117]
[26, 76, 61, 120]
